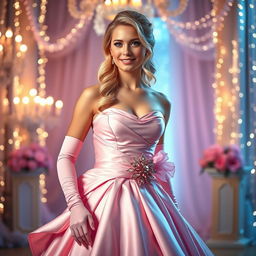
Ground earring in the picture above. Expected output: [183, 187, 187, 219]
[112, 58, 114, 65]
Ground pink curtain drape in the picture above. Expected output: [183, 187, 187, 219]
[42, 0, 215, 239]
[43, 0, 104, 218]
[165, 1, 215, 239]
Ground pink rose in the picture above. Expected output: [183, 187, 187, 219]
[8, 158, 19, 171]
[12, 165, 21, 172]
[18, 159, 28, 169]
[8, 143, 52, 173]
[199, 158, 208, 168]
[10, 149, 22, 159]
[34, 151, 46, 163]
[215, 154, 227, 172]
[27, 160, 38, 170]
[203, 144, 223, 162]
[7, 158, 13, 168]
[226, 155, 241, 173]
[23, 148, 34, 158]
[204, 151, 216, 162]
[227, 150, 236, 158]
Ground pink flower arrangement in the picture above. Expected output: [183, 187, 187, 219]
[7, 143, 53, 173]
[199, 144, 243, 176]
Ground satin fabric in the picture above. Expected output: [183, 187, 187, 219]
[28, 107, 214, 256]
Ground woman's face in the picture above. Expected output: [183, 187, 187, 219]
[110, 25, 147, 74]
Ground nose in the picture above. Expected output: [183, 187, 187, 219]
[123, 44, 131, 55]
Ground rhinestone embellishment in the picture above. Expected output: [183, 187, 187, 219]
[126, 154, 156, 186]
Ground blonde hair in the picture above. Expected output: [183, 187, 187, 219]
[96, 10, 156, 112]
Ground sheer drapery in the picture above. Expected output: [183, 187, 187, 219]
[153, 0, 214, 239]
[43, 0, 214, 238]
[43, 0, 104, 220]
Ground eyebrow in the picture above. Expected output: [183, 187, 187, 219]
[113, 38, 140, 42]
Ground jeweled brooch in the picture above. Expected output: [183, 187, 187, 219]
[126, 154, 156, 186]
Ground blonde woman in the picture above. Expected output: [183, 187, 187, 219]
[28, 10, 214, 256]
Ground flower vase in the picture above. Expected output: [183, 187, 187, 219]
[206, 166, 252, 249]
[11, 168, 45, 233]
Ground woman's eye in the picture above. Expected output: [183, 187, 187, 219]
[131, 41, 141, 47]
[114, 42, 122, 47]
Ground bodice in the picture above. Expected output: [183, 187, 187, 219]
[92, 107, 165, 168]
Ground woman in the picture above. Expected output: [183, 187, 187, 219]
[28, 10, 214, 256]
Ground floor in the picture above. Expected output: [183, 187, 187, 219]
[0, 247, 31, 256]
[211, 246, 256, 256]
[0, 246, 256, 256]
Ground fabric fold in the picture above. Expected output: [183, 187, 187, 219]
[28, 108, 214, 256]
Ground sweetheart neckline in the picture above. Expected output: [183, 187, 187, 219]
[93, 107, 165, 123]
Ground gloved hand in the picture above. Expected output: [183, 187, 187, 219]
[57, 135, 95, 248]
[69, 202, 95, 248]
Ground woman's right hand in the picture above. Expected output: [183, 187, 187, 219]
[70, 203, 96, 248]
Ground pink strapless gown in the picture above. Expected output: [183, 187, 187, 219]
[28, 107, 214, 256]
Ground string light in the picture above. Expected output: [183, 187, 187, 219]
[24, 0, 233, 51]
[149, 0, 188, 19]
[214, 40, 240, 143]
[166, 24, 215, 51]
[23, 0, 93, 53]
[237, 0, 256, 230]
[39, 173, 47, 203]
[21, 0, 63, 205]
[229, 40, 240, 144]
[37, 0, 48, 97]
[33, 0, 63, 150]
[211, 0, 241, 146]
[167, 0, 234, 30]
[213, 43, 226, 140]
[164, 0, 234, 51]
[0, 0, 27, 216]
[67, 0, 98, 19]
[11, 0, 27, 152]
[0, 1, 63, 213]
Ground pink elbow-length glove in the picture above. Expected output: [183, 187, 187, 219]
[57, 135, 95, 247]
[154, 144, 179, 209]
[57, 135, 84, 210]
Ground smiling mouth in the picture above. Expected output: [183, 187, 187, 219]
[120, 59, 136, 64]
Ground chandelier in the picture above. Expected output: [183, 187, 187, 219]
[68, 0, 189, 35]
[94, 0, 155, 35]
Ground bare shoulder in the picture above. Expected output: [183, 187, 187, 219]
[79, 84, 100, 103]
[76, 84, 100, 110]
[149, 89, 171, 145]
[150, 89, 171, 119]
[157, 91, 171, 109]
[66, 84, 100, 141]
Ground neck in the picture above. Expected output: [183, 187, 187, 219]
[118, 69, 143, 91]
